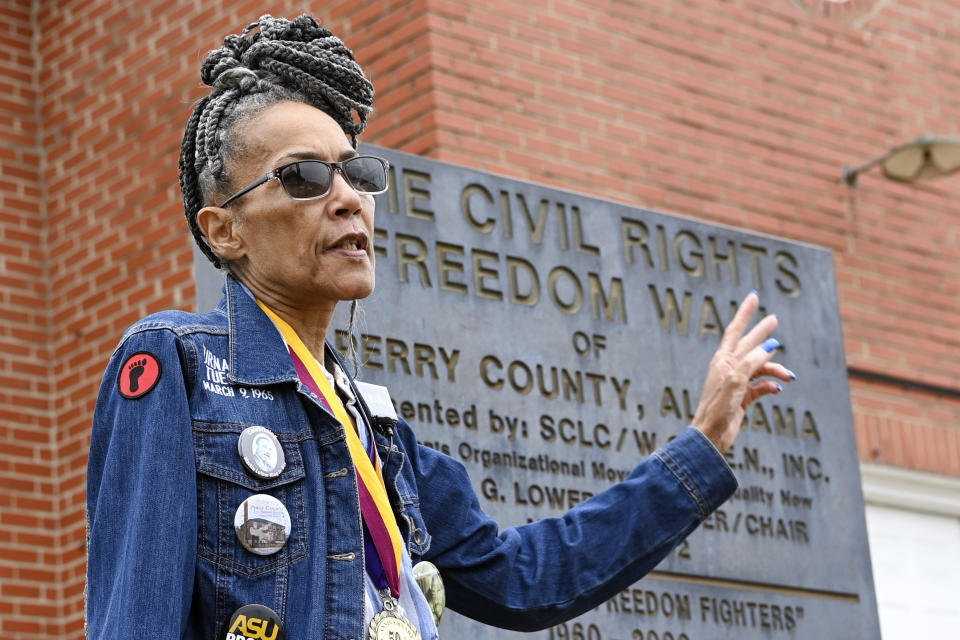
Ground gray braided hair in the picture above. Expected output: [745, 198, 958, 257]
[179, 14, 375, 268]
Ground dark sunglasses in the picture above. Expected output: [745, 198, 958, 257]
[219, 155, 390, 207]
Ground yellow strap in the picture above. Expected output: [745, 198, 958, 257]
[257, 301, 402, 563]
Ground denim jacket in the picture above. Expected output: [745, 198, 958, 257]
[86, 275, 738, 639]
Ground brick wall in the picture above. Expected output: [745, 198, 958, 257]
[0, 0, 957, 637]
[394, 0, 960, 478]
[853, 377, 960, 474]
[39, 1, 198, 633]
[6, 0, 435, 635]
[0, 0, 56, 636]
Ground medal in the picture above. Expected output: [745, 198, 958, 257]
[368, 590, 420, 640]
[259, 302, 412, 636]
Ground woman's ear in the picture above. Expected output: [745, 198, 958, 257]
[197, 206, 246, 262]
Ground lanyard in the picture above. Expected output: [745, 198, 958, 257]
[257, 301, 403, 598]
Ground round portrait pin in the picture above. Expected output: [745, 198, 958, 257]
[221, 603, 285, 640]
[117, 351, 161, 399]
[234, 494, 292, 556]
[237, 426, 286, 479]
[413, 560, 446, 626]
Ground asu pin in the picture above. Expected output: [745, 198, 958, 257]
[117, 351, 161, 399]
[222, 603, 285, 640]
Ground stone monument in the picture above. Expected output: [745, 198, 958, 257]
[195, 145, 882, 639]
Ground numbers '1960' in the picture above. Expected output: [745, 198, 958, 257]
[548, 622, 602, 640]
[547, 623, 693, 640]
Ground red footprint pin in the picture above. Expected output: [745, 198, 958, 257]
[118, 352, 162, 399]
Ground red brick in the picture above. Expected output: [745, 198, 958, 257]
[0, 2, 957, 638]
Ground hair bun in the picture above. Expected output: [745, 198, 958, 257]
[197, 14, 373, 136]
[200, 34, 251, 88]
[210, 66, 260, 92]
[199, 15, 326, 88]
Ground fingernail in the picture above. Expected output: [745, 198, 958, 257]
[762, 338, 781, 353]
[749, 289, 759, 298]
[776, 383, 783, 392]
[786, 369, 797, 380]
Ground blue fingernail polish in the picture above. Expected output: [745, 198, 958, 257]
[750, 289, 759, 297]
[786, 369, 797, 380]
[776, 383, 783, 392]
[762, 338, 780, 352]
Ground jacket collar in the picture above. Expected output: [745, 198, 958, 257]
[221, 275, 366, 421]
[224, 274, 301, 386]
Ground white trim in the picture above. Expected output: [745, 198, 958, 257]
[860, 461, 960, 517]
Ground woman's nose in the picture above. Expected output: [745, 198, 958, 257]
[328, 168, 362, 216]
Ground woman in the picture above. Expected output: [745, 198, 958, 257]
[86, 15, 790, 640]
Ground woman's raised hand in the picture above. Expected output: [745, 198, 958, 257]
[692, 291, 795, 453]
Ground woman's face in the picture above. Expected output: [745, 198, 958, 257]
[214, 101, 376, 307]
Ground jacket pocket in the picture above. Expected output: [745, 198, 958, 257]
[193, 424, 309, 576]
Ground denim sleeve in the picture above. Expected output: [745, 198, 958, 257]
[86, 327, 197, 639]
[407, 425, 737, 631]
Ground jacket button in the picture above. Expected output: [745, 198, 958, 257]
[413, 529, 425, 545]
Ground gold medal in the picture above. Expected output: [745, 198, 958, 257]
[368, 591, 420, 640]
[368, 610, 420, 640]
[412, 561, 445, 626]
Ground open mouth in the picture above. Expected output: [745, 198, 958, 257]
[329, 233, 368, 252]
